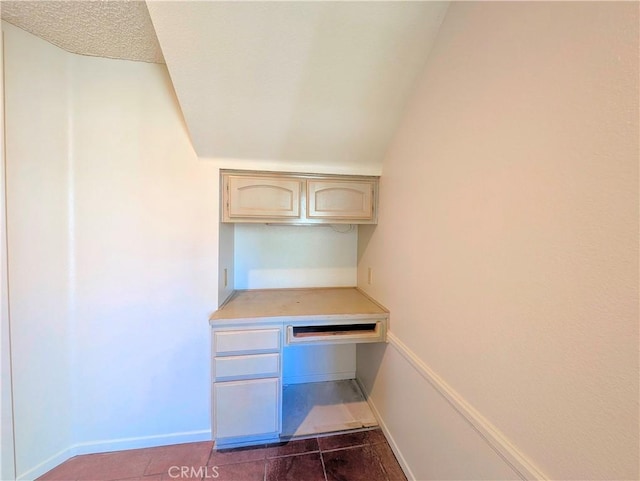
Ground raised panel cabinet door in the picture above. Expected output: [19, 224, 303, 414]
[307, 180, 375, 221]
[226, 175, 302, 220]
[214, 378, 280, 439]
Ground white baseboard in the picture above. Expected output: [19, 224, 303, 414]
[17, 429, 212, 481]
[356, 377, 417, 481]
[70, 429, 212, 456]
[17, 446, 73, 481]
[368, 332, 547, 481]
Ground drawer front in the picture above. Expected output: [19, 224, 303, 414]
[213, 378, 280, 440]
[214, 353, 280, 381]
[214, 328, 281, 355]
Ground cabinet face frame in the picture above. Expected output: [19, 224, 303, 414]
[221, 170, 378, 224]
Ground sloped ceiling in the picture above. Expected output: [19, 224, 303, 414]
[147, 1, 449, 171]
[1, 0, 164, 64]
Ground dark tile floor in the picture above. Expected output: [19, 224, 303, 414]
[37, 428, 407, 481]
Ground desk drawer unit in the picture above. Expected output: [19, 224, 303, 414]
[212, 325, 283, 448]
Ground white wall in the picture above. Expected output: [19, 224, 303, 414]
[69, 53, 218, 452]
[234, 224, 357, 289]
[357, 2, 638, 480]
[4, 22, 74, 479]
[1, 15, 18, 481]
[4, 22, 219, 479]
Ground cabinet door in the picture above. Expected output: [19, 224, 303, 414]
[225, 175, 302, 221]
[307, 180, 375, 221]
[213, 378, 280, 440]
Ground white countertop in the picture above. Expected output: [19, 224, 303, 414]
[209, 287, 388, 325]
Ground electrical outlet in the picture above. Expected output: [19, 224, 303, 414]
[367, 267, 373, 285]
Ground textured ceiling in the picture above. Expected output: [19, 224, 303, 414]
[1, 0, 164, 63]
[147, 1, 449, 171]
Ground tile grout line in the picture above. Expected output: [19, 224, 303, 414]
[206, 442, 217, 481]
[266, 449, 320, 460]
[141, 452, 154, 479]
[320, 442, 370, 454]
[263, 446, 268, 481]
[370, 443, 391, 481]
[318, 437, 328, 481]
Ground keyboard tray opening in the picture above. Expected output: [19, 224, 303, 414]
[292, 323, 377, 337]
[286, 321, 384, 345]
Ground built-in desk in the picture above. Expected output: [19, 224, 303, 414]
[209, 287, 389, 448]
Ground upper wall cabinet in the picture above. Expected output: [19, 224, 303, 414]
[222, 171, 378, 224]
